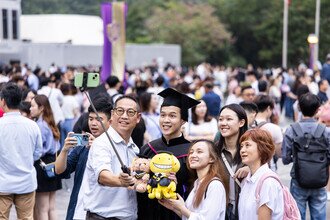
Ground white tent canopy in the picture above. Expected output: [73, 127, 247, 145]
[21, 14, 103, 45]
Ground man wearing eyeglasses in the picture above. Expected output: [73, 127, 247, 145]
[241, 85, 256, 102]
[83, 95, 141, 220]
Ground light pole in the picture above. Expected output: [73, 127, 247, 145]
[307, 34, 318, 70]
[282, 0, 289, 68]
[315, 0, 321, 63]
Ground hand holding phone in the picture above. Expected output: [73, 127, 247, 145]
[63, 132, 78, 151]
[69, 133, 89, 146]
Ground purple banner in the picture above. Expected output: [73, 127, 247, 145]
[101, 3, 112, 83]
[122, 3, 128, 89]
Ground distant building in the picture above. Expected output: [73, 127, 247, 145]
[0, 2, 181, 69]
[21, 14, 103, 45]
[0, 0, 22, 62]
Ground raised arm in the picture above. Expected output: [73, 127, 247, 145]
[55, 132, 77, 174]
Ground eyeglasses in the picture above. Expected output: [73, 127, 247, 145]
[113, 107, 138, 117]
[243, 92, 255, 97]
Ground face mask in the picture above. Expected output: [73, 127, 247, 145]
[315, 76, 321, 83]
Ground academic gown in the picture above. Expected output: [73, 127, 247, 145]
[137, 135, 191, 220]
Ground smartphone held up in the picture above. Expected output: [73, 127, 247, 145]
[69, 133, 89, 147]
[74, 72, 100, 90]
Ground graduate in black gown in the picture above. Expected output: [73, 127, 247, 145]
[138, 88, 200, 220]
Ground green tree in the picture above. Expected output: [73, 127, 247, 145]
[209, 0, 283, 67]
[22, 0, 104, 15]
[288, 0, 330, 65]
[146, 2, 230, 66]
[21, 0, 330, 67]
[209, 0, 330, 67]
[126, 0, 165, 43]
[22, 0, 67, 14]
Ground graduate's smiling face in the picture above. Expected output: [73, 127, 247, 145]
[160, 106, 185, 141]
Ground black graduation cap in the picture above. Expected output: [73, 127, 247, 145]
[158, 88, 200, 121]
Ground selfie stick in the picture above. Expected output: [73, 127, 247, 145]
[79, 73, 131, 175]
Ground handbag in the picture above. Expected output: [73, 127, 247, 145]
[39, 143, 58, 179]
[41, 161, 56, 178]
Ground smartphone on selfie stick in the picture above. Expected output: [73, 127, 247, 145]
[74, 72, 131, 176]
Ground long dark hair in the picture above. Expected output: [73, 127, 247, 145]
[139, 92, 152, 113]
[216, 104, 248, 165]
[187, 139, 229, 208]
[292, 73, 305, 95]
[33, 94, 60, 140]
[191, 100, 212, 125]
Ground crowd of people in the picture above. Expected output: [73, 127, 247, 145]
[1, 55, 330, 220]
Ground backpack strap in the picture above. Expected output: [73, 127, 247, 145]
[291, 123, 304, 137]
[313, 124, 326, 138]
[204, 177, 221, 199]
[255, 173, 284, 214]
[255, 173, 283, 205]
[257, 121, 269, 128]
[292, 122, 326, 149]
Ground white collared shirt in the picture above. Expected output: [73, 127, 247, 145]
[83, 126, 139, 219]
[0, 112, 42, 194]
[184, 179, 226, 220]
[238, 164, 284, 220]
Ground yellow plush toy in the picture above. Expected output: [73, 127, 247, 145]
[147, 152, 180, 200]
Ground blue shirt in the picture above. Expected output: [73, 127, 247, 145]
[0, 112, 42, 194]
[317, 91, 328, 104]
[321, 63, 330, 84]
[37, 117, 60, 156]
[27, 73, 39, 91]
[202, 91, 221, 117]
[57, 145, 89, 220]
